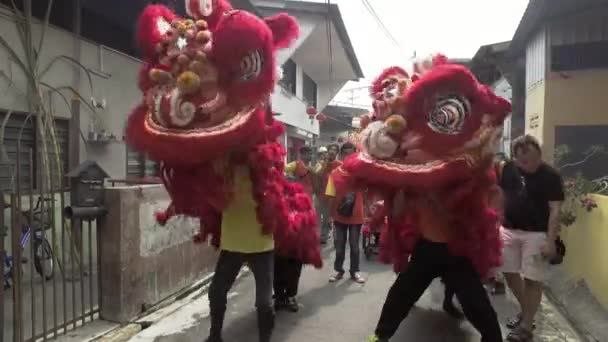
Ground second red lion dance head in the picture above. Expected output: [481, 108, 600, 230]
[344, 54, 512, 276]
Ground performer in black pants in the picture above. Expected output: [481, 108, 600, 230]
[442, 278, 464, 319]
[372, 239, 502, 342]
[273, 255, 303, 312]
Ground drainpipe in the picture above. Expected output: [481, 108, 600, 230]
[69, 0, 82, 171]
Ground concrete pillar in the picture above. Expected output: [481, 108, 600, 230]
[99, 185, 218, 322]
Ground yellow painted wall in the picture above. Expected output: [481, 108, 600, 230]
[542, 70, 608, 161]
[562, 194, 608, 309]
[524, 82, 546, 151]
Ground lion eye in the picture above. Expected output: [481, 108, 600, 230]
[240, 50, 263, 81]
[427, 95, 470, 135]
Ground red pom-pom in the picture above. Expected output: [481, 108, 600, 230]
[155, 211, 169, 225]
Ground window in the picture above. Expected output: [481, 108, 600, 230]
[552, 41, 608, 72]
[302, 72, 317, 108]
[127, 147, 160, 178]
[279, 59, 297, 95]
[0, 111, 70, 192]
[555, 125, 608, 181]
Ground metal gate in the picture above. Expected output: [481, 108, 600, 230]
[0, 148, 101, 341]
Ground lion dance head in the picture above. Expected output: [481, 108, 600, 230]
[344, 54, 511, 275]
[126, 1, 321, 268]
[128, 0, 299, 164]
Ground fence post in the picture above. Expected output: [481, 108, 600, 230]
[0, 191, 5, 342]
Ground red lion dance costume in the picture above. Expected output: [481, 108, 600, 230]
[345, 55, 511, 342]
[126, 0, 321, 267]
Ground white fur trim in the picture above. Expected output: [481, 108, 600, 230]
[185, 0, 213, 18]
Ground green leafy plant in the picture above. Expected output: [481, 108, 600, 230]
[554, 144, 607, 227]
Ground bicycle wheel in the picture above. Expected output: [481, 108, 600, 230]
[34, 238, 54, 280]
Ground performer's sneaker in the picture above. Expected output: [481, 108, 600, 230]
[205, 337, 223, 342]
[274, 298, 287, 311]
[286, 297, 299, 312]
[329, 272, 344, 282]
[366, 335, 388, 342]
[351, 272, 366, 284]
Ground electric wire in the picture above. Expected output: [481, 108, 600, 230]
[360, 0, 409, 59]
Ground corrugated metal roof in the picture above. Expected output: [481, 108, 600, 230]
[510, 0, 608, 55]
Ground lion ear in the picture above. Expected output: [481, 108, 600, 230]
[185, 0, 214, 18]
[137, 5, 180, 61]
[264, 13, 299, 49]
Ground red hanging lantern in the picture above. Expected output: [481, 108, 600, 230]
[306, 106, 317, 115]
[316, 112, 327, 122]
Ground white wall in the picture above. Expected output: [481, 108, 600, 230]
[272, 84, 319, 135]
[525, 28, 547, 91]
[0, 3, 356, 176]
[492, 77, 513, 156]
[274, 13, 320, 66]
[0, 7, 141, 178]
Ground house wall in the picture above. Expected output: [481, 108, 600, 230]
[525, 29, 547, 91]
[0, 4, 356, 175]
[0, 7, 141, 178]
[562, 194, 608, 310]
[274, 11, 319, 66]
[524, 29, 548, 155]
[272, 75, 349, 141]
[542, 69, 608, 160]
[492, 77, 513, 155]
[521, 9, 608, 161]
[550, 6, 608, 46]
[524, 82, 546, 151]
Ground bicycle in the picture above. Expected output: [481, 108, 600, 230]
[3, 196, 55, 289]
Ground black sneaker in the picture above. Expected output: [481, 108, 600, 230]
[274, 298, 287, 311]
[205, 337, 223, 342]
[286, 297, 299, 312]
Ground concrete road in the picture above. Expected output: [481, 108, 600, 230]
[131, 250, 582, 342]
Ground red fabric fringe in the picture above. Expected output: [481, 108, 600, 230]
[373, 163, 502, 278]
[153, 117, 321, 268]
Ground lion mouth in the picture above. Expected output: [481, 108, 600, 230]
[353, 134, 501, 188]
[146, 85, 249, 132]
[198, 91, 227, 115]
[145, 103, 256, 136]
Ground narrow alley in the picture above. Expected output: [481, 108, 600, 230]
[129, 249, 582, 342]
